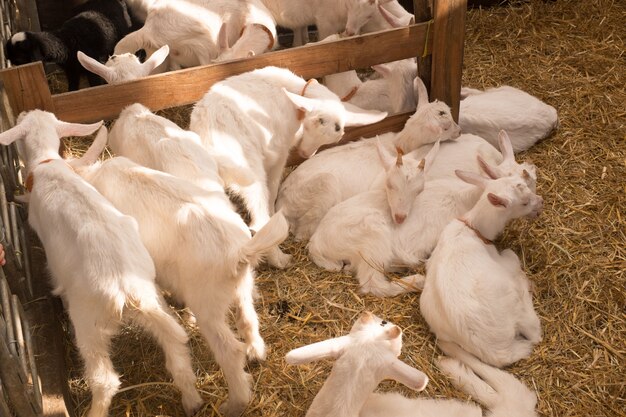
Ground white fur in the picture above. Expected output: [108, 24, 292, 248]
[261, 0, 397, 41]
[115, 0, 276, 69]
[108, 103, 250, 187]
[286, 312, 429, 417]
[307, 142, 440, 297]
[0, 111, 203, 417]
[438, 341, 539, 417]
[74, 127, 289, 417]
[276, 80, 460, 241]
[460, 85, 558, 152]
[189, 66, 387, 268]
[77, 44, 170, 83]
[420, 169, 543, 368]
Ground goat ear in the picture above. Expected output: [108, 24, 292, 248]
[0, 123, 27, 145]
[218, 22, 229, 52]
[286, 336, 351, 365]
[379, 0, 395, 4]
[498, 130, 514, 161]
[71, 126, 108, 168]
[423, 140, 440, 172]
[378, 4, 404, 28]
[142, 44, 169, 74]
[359, 311, 376, 325]
[283, 88, 315, 112]
[375, 138, 395, 171]
[455, 170, 489, 188]
[384, 325, 402, 340]
[385, 359, 429, 391]
[487, 193, 509, 208]
[414, 77, 428, 109]
[343, 102, 387, 127]
[55, 120, 103, 138]
[371, 63, 392, 77]
[477, 155, 501, 179]
[77, 51, 114, 82]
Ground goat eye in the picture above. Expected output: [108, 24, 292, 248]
[380, 320, 387, 326]
[319, 118, 326, 125]
[439, 111, 446, 116]
[335, 123, 341, 132]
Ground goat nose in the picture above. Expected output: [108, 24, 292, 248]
[394, 214, 406, 224]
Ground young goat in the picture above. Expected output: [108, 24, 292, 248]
[308, 141, 440, 297]
[0, 111, 203, 417]
[460, 85, 559, 152]
[5, 0, 133, 90]
[324, 58, 418, 115]
[190, 66, 387, 268]
[261, 0, 399, 44]
[276, 77, 460, 241]
[75, 127, 289, 417]
[77, 44, 169, 84]
[287, 313, 538, 417]
[115, 0, 276, 69]
[107, 103, 249, 187]
[420, 168, 543, 368]
[286, 312, 430, 417]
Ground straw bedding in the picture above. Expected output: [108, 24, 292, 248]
[59, 0, 625, 415]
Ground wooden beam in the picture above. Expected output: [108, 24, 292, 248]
[430, 0, 466, 122]
[287, 112, 411, 166]
[413, 0, 433, 94]
[49, 23, 432, 123]
[0, 62, 54, 115]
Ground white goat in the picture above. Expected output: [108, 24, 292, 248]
[286, 312, 430, 417]
[420, 169, 543, 368]
[460, 85, 559, 152]
[287, 313, 538, 417]
[276, 77, 460, 241]
[115, 0, 276, 69]
[189, 66, 387, 268]
[308, 141, 440, 297]
[0, 111, 203, 417]
[75, 127, 289, 417]
[108, 103, 250, 188]
[261, 0, 398, 43]
[77, 44, 170, 84]
[332, 59, 418, 115]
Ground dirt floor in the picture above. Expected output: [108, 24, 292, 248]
[60, 0, 624, 416]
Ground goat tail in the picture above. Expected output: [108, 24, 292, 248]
[239, 210, 289, 266]
[437, 341, 538, 415]
[114, 28, 148, 54]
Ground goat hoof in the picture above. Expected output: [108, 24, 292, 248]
[246, 338, 267, 362]
[268, 251, 292, 269]
[219, 399, 247, 417]
[182, 395, 204, 417]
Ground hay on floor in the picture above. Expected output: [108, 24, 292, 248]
[57, 0, 625, 416]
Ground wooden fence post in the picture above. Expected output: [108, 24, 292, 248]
[413, 0, 433, 94]
[431, 0, 466, 121]
[1, 62, 55, 115]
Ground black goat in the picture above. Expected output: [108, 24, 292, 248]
[5, 0, 134, 91]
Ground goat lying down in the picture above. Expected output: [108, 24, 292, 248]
[308, 131, 538, 297]
[286, 312, 538, 417]
[74, 127, 288, 417]
[0, 110, 203, 417]
[277, 76, 461, 241]
[421, 165, 543, 368]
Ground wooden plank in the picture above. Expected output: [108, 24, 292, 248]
[15, 0, 40, 31]
[430, 0, 466, 121]
[0, 62, 54, 115]
[286, 112, 411, 166]
[413, 0, 433, 94]
[50, 23, 433, 123]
